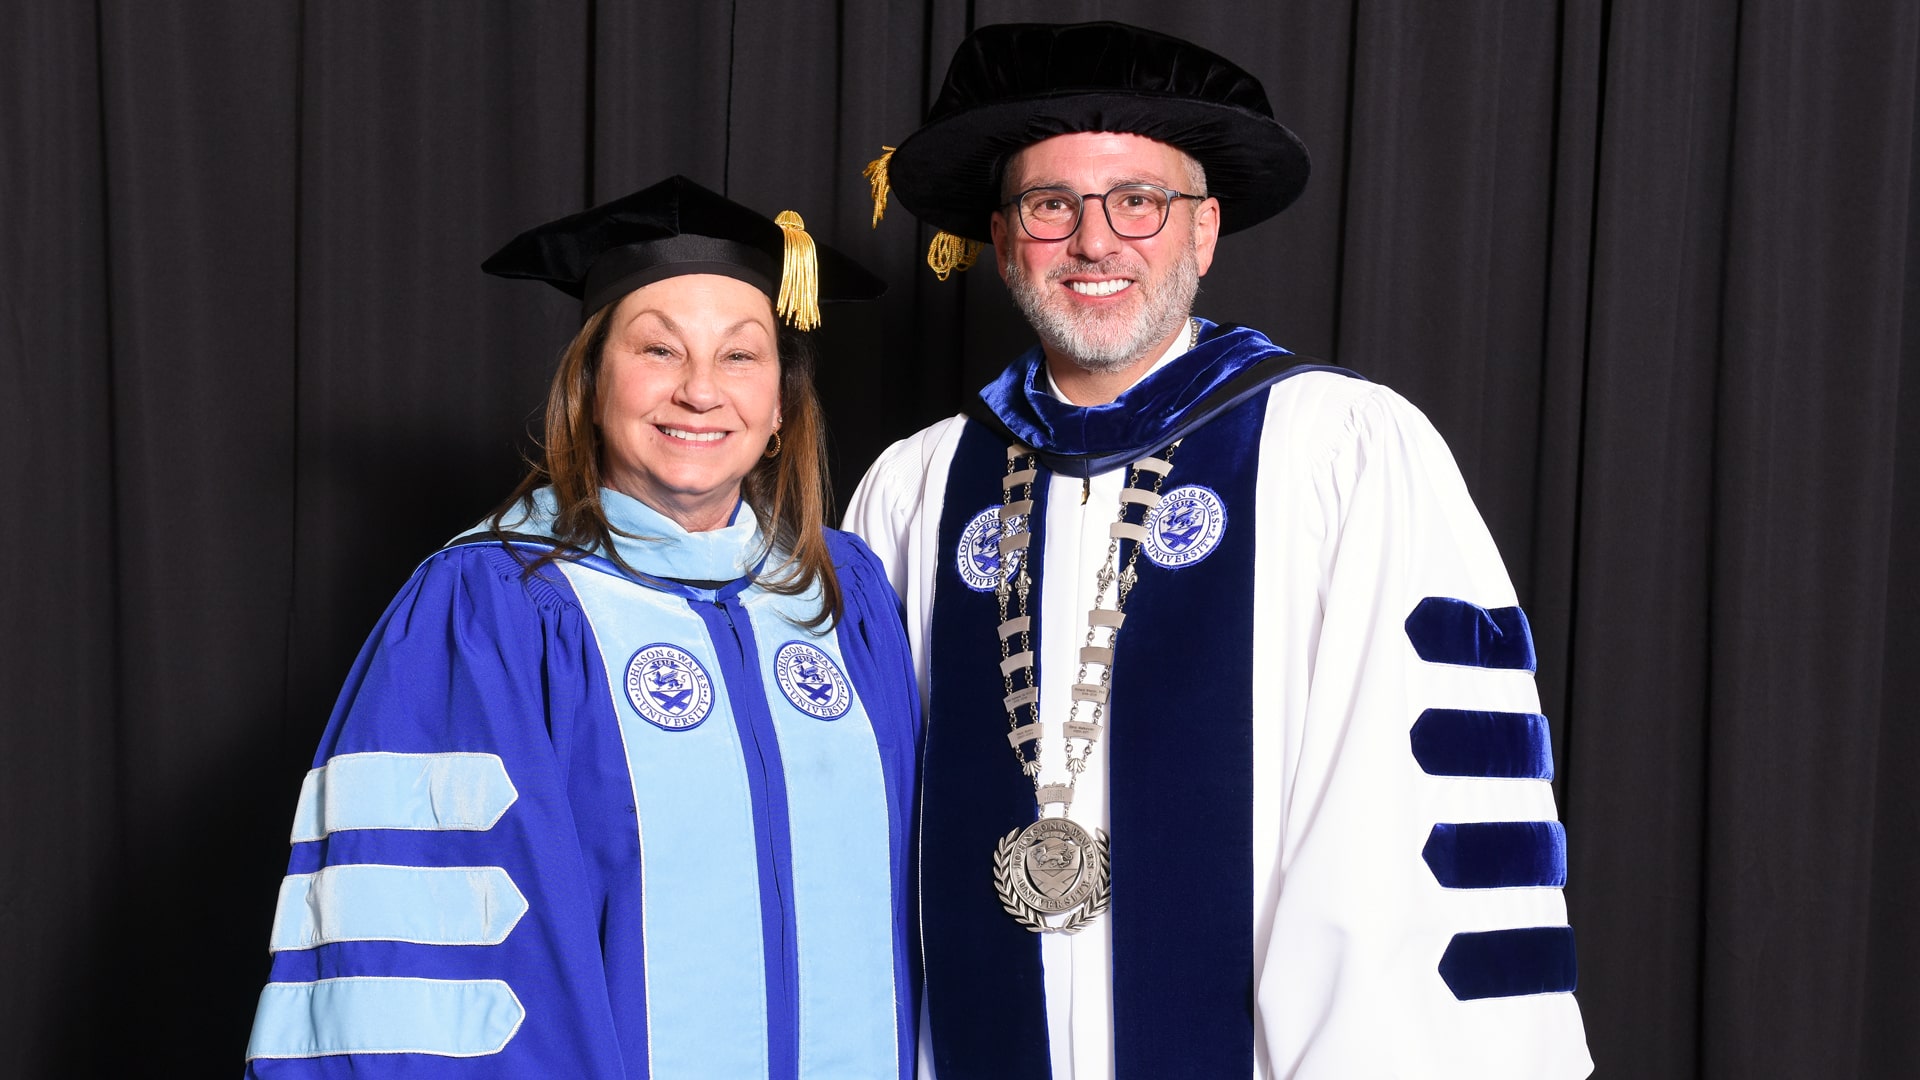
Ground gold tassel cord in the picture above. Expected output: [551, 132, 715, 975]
[927, 230, 983, 281]
[774, 210, 822, 330]
[862, 146, 896, 228]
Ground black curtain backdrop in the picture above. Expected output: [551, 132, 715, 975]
[4, 1, 1915, 1076]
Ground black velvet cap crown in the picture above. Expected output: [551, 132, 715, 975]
[482, 175, 885, 322]
[887, 21, 1310, 242]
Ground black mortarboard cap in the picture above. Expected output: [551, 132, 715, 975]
[868, 21, 1310, 254]
[482, 175, 885, 328]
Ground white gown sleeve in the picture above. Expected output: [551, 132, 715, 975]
[842, 415, 967, 716]
[1253, 378, 1593, 1079]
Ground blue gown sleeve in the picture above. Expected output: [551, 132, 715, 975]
[243, 545, 631, 1078]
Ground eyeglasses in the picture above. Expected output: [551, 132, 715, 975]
[1004, 183, 1207, 241]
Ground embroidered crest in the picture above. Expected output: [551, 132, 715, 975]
[1142, 484, 1227, 568]
[624, 644, 714, 730]
[956, 505, 1028, 592]
[774, 641, 853, 720]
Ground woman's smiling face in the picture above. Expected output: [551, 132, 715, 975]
[595, 273, 782, 532]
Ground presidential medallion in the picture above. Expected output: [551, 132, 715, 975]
[992, 817, 1111, 934]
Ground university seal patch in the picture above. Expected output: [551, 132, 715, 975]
[957, 505, 1028, 592]
[774, 641, 853, 720]
[624, 644, 714, 730]
[1142, 484, 1228, 568]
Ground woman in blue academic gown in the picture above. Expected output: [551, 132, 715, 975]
[242, 176, 917, 1079]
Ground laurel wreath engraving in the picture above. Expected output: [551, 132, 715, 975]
[993, 826, 1112, 934]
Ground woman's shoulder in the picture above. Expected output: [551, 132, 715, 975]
[819, 525, 885, 574]
[818, 526, 905, 615]
[400, 536, 588, 619]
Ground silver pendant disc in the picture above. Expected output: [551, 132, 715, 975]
[992, 818, 1111, 933]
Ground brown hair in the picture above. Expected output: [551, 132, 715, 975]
[488, 303, 843, 628]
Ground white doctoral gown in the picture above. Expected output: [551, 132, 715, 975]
[844, 330, 1593, 1080]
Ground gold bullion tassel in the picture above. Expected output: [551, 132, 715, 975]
[774, 210, 821, 330]
[927, 230, 983, 281]
[862, 146, 896, 227]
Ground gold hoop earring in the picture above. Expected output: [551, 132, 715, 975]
[764, 430, 782, 459]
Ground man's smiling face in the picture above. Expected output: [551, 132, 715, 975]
[991, 131, 1220, 374]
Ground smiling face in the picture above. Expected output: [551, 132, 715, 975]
[594, 274, 783, 532]
[991, 132, 1220, 381]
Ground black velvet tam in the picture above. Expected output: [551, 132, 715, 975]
[482, 174, 885, 320]
[888, 21, 1311, 242]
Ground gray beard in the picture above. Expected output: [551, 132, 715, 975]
[1003, 235, 1201, 374]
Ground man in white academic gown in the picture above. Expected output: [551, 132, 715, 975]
[845, 19, 1594, 1080]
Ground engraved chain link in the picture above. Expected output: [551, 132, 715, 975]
[994, 439, 1182, 796]
[995, 450, 1042, 776]
[1065, 442, 1178, 777]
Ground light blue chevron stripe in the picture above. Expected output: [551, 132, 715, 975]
[290, 751, 517, 842]
[269, 865, 528, 951]
[246, 977, 525, 1059]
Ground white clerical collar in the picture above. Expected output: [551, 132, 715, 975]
[1042, 320, 1195, 405]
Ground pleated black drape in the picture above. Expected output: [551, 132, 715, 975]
[3, 2, 1915, 1076]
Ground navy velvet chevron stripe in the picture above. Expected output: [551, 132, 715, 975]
[1404, 596, 1538, 671]
[1409, 708, 1554, 779]
[1423, 821, 1568, 889]
[921, 421, 1052, 1080]
[1106, 387, 1265, 1079]
[1439, 926, 1580, 1000]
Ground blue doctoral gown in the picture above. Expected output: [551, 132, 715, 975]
[243, 489, 920, 1079]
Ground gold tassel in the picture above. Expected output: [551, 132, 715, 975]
[862, 146, 896, 228]
[774, 210, 821, 330]
[926, 230, 984, 281]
